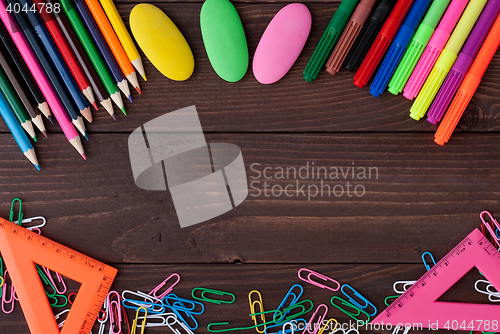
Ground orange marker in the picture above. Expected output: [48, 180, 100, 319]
[0, 217, 117, 334]
[434, 13, 500, 146]
[84, 0, 142, 94]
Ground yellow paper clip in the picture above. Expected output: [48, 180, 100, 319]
[132, 306, 148, 334]
[317, 318, 338, 334]
[248, 290, 266, 333]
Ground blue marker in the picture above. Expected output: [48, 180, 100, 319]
[369, 0, 433, 97]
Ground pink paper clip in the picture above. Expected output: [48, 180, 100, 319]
[2, 270, 15, 314]
[148, 273, 181, 299]
[480, 211, 500, 245]
[109, 299, 122, 334]
[42, 267, 67, 295]
[302, 304, 328, 334]
[298, 268, 340, 291]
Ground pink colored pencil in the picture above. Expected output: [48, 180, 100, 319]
[0, 0, 85, 159]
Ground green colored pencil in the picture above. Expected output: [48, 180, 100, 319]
[0, 66, 36, 141]
[58, 0, 126, 115]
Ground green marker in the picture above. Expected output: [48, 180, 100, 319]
[303, 0, 360, 82]
[59, 0, 126, 115]
[0, 66, 36, 141]
[388, 0, 451, 95]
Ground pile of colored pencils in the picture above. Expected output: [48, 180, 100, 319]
[0, 0, 145, 169]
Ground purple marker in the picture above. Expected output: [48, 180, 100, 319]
[427, 0, 500, 124]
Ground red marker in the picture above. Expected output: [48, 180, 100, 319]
[353, 0, 415, 87]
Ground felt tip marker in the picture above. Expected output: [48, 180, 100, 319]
[353, 0, 416, 88]
[387, 0, 451, 95]
[403, 0, 469, 99]
[303, 0, 360, 82]
[325, 0, 377, 75]
[434, 14, 500, 145]
[369, 0, 433, 97]
[427, 0, 500, 124]
[409, 0, 489, 120]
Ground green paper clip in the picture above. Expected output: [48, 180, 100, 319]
[49, 294, 68, 308]
[384, 295, 400, 306]
[331, 296, 370, 322]
[192, 288, 236, 305]
[9, 198, 22, 224]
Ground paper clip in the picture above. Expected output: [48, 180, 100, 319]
[2, 270, 15, 314]
[165, 313, 195, 334]
[392, 281, 416, 294]
[330, 296, 370, 323]
[68, 292, 77, 305]
[331, 329, 359, 334]
[340, 284, 377, 316]
[298, 268, 340, 292]
[55, 309, 70, 328]
[0, 257, 4, 298]
[192, 287, 235, 304]
[122, 290, 165, 313]
[422, 252, 436, 271]
[149, 273, 180, 300]
[162, 294, 205, 314]
[265, 319, 307, 334]
[271, 299, 314, 324]
[249, 290, 266, 333]
[42, 267, 67, 295]
[317, 319, 338, 334]
[302, 304, 328, 334]
[14, 216, 47, 231]
[481, 211, 500, 244]
[109, 299, 122, 334]
[474, 280, 500, 302]
[384, 295, 399, 306]
[9, 198, 23, 224]
[132, 306, 148, 334]
[392, 325, 411, 334]
[136, 311, 176, 327]
[274, 284, 303, 323]
[48, 293, 68, 308]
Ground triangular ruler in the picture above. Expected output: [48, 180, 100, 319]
[372, 228, 500, 331]
[0, 217, 117, 334]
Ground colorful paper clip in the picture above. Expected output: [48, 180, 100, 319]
[9, 198, 22, 224]
[317, 318, 338, 334]
[42, 266, 67, 295]
[271, 299, 314, 324]
[162, 294, 204, 330]
[330, 296, 370, 323]
[98, 298, 110, 334]
[384, 295, 400, 306]
[136, 311, 176, 327]
[481, 211, 500, 245]
[475, 280, 500, 302]
[302, 304, 328, 334]
[122, 290, 165, 313]
[298, 268, 340, 292]
[2, 270, 16, 314]
[392, 325, 411, 334]
[249, 290, 266, 333]
[392, 281, 416, 294]
[331, 329, 359, 334]
[274, 284, 303, 323]
[422, 252, 436, 271]
[165, 312, 195, 334]
[340, 284, 377, 316]
[132, 306, 148, 334]
[14, 216, 47, 231]
[149, 273, 180, 299]
[55, 309, 70, 328]
[265, 319, 307, 334]
[192, 287, 235, 304]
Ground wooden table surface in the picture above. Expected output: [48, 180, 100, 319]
[1, 0, 500, 333]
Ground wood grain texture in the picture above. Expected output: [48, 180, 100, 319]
[1, 3, 499, 133]
[0, 264, 490, 334]
[0, 132, 497, 264]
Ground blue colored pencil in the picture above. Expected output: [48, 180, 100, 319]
[6, 0, 87, 139]
[0, 89, 39, 170]
[71, 0, 131, 102]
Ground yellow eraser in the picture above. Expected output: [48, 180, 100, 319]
[129, 4, 194, 81]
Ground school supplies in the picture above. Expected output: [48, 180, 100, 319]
[422, 251, 436, 270]
[303, 0, 360, 81]
[253, 4, 311, 84]
[298, 268, 340, 291]
[192, 288, 236, 304]
[200, 0, 247, 82]
[344, 0, 397, 71]
[325, 0, 378, 75]
[130, 4, 194, 81]
[0, 217, 117, 334]
[132, 307, 148, 334]
[370, 0, 433, 96]
[330, 296, 369, 322]
[387, 0, 451, 95]
[99, 0, 146, 81]
[409, 0, 488, 120]
[249, 290, 266, 333]
[372, 228, 500, 331]
[427, 0, 500, 124]
[148, 273, 180, 299]
[353, 0, 415, 88]
[341, 284, 377, 316]
[302, 304, 328, 334]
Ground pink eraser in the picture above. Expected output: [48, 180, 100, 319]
[252, 3, 311, 84]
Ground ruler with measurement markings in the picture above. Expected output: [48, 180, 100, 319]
[0, 217, 117, 334]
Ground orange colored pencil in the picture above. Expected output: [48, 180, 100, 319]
[83, 0, 141, 94]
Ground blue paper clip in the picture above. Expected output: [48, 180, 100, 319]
[273, 284, 303, 323]
[265, 319, 307, 334]
[340, 284, 377, 316]
[121, 290, 165, 314]
[162, 294, 204, 314]
[421, 252, 436, 271]
[330, 296, 370, 323]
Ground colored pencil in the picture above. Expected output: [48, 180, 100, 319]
[48, 0, 116, 118]
[32, 0, 97, 114]
[0, 64, 36, 140]
[59, 0, 126, 115]
[16, 0, 92, 125]
[99, 0, 146, 81]
[0, 23, 51, 121]
[84, 0, 140, 94]
[72, 0, 131, 102]
[0, 43, 46, 136]
[0, 0, 85, 158]
[0, 89, 39, 170]
[4, 0, 88, 139]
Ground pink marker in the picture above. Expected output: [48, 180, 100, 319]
[403, 0, 469, 99]
[0, 0, 85, 159]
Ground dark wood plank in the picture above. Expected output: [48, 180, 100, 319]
[0, 264, 490, 334]
[0, 133, 497, 263]
[1, 3, 500, 133]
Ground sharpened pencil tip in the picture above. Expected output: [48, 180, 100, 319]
[35, 164, 40, 171]
[92, 102, 98, 110]
[127, 95, 133, 103]
[121, 107, 126, 115]
[142, 74, 147, 81]
[84, 132, 89, 141]
[135, 87, 142, 94]
[81, 152, 87, 160]
[47, 115, 55, 125]
[42, 131, 47, 138]
[32, 135, 37, 143]
[111, 114, 116, 121]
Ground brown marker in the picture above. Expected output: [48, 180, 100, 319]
[325, 0, 378, 75]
